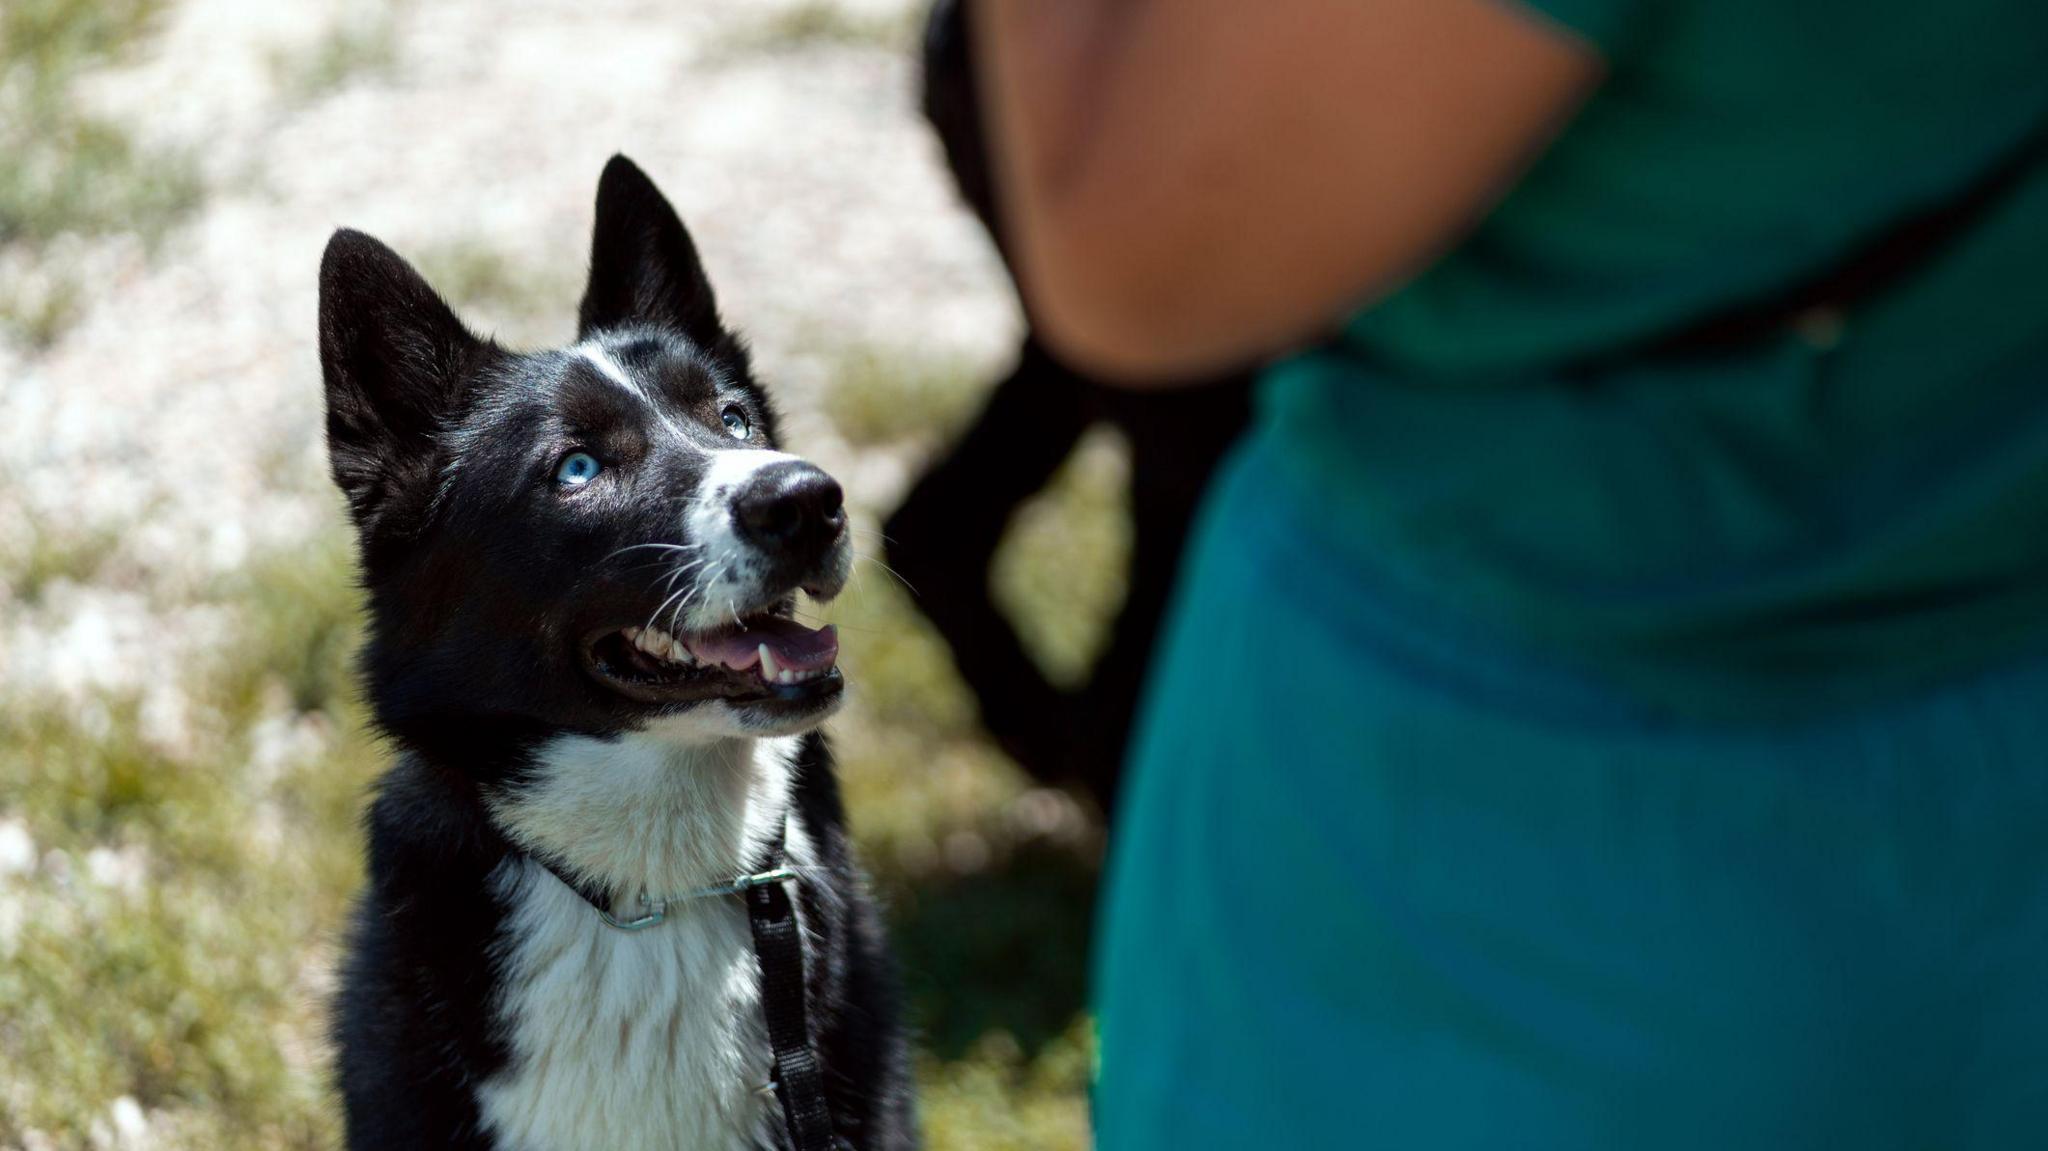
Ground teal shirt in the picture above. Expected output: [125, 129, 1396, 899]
[1094, 1, 2048, 1147]
[1263, 0, 2048, 719]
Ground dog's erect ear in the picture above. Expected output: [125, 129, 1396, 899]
[578, 155, 724, 346]
[319, 228, 480, 535]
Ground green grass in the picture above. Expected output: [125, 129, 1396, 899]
[714, 0, 919, 57]
[823, 343, 992, 449]
[0, 553, 374, 1148]
[920, 1020, 1094, 1151]
[0, 0, 165, 84]
[0, 0, 202, 346]
[411, 237, 576, 349]
[266, 11, 399, 105]
[1, 469, 1126, 1145]
[0, 267, 86, 349]
[0, 506, 122, 607]
[0, 106, 199, 247]
[991, 427, 1134, 689]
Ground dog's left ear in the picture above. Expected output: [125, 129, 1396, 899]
[578, 155, 725, 347]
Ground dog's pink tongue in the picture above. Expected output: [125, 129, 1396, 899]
[689, 619, 838, 673]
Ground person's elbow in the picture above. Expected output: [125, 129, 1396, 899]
[1010, 225, 1286, 385]
[1026, 282, 1233, 384]
[1013, 218, 1384, 386]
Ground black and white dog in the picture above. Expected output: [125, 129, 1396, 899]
[321, 156, 915, 1150]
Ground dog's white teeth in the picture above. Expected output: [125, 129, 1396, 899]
[758, 643, 779, 681]
[629, 626, 697, 667]
[778, 670, 796, 684]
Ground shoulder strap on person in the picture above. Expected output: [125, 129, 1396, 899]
[1645, 115, 2048, 360]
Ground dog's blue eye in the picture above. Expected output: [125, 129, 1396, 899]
[721, 405, 750, 440]
[555, 452, 602, 486]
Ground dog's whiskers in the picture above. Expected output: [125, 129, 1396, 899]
[642, 582, 695, 637]
[605, 541, 701, 563]
[786, 605, 882, 637]
[659, 557, 710, 596]
[667, 561, 727, 636]
[855, 551, 917, 596]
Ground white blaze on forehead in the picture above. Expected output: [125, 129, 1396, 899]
[576, 340, 700, 442]
[575, 342, 647, 401]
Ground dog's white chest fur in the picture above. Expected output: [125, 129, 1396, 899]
[479, 870, 771, 1150]
[477, 729, 805, 1151]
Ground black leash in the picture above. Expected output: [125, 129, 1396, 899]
[743, 841, 838, 1151]
[530, 822, 838, 1151]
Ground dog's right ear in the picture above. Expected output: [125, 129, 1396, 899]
[578, 155, 725, 347]
[319, 228, 480, 536]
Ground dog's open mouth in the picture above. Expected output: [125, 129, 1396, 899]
[583, 614, 842, 708]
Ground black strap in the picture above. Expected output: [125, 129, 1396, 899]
[527, 827, 838, 1150]
[1633, 115, 2048, 363]
[744, 835, 838, 1151]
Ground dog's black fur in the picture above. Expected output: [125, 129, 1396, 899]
[323, 156, 914, 1149]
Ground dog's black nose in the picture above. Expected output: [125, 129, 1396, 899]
[734, 461, 845, 556]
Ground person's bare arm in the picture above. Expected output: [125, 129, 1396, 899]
[972, 0, 1602, 382]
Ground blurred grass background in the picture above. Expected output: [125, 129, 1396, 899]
[0, 0, 199, 346]
[0, 1, 1123, 1146]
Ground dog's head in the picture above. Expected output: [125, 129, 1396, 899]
[321, 155, 849, 749]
